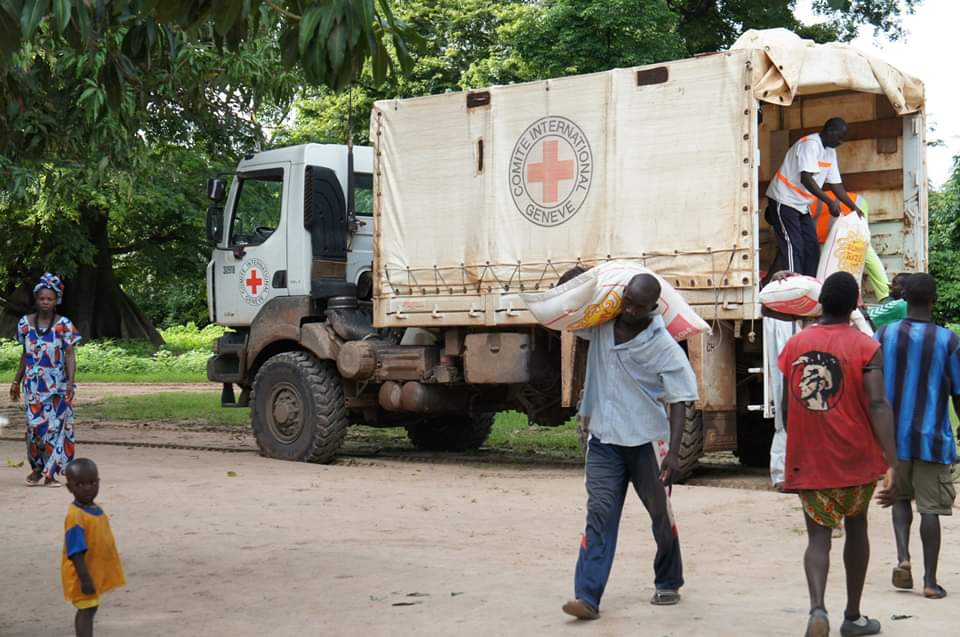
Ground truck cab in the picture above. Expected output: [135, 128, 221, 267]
[206, 144, 373, 327]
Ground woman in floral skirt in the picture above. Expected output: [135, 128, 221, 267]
[8, 273, 81, 486]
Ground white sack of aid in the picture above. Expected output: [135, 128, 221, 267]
[520, 261, 710, 341]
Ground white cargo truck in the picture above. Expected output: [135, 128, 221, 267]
[205, 29, 926, 476]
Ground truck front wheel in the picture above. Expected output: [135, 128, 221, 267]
[251, 351, 348, 462]
[405, 413, 495, 451]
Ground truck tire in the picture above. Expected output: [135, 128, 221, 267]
[675, 405, 703, 482]
[575, 405, 702, 482]
[250, 351, 348, 463]
[735, 411, 774, 468]
[405, 412, 495, 451]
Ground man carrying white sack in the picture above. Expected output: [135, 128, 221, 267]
[761, 271, 807, 491]
[766, 117, 864, 277]
[557, 266, 699, 620]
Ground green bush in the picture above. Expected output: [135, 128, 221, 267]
[0, 322, 225, 382]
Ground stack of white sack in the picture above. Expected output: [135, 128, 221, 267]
[520, 261, 711, 341]
[760, 213, 874, 336]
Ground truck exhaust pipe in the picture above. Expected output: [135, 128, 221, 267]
[378, 381, 473, 415]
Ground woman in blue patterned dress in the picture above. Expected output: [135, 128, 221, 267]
[8, 273, 82, 486]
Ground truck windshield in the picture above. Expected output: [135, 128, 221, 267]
[355, 173, 373, 216]
[230, 170, 284, 246]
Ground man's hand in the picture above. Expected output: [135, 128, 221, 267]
[80, 575, 96, 596]
[770, 270, 799, 283]
[65, 384, 75, 405]
[828, 199, 842, 218]
[9, 381, 20, 402]
[875, 467, 896, 508]
[659, 452, 680, 487]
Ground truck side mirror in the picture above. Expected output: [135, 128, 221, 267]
[207, 178, 226, 202]
[206, 206, 224, 244]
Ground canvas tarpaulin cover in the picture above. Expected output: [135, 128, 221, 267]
[372, 50, 756, 325]
[732, 28, 924, 113]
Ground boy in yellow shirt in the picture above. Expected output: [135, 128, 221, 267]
[62, 458, 125, 637]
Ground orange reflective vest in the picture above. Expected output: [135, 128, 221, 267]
[809, 191, 860, 244]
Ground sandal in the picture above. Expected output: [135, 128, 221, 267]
[840, 615, 881, 636]
[25, 470, 42, 486]
[42, 477, 62, 488]
[650, 589, 680, 605]
[892, 562, 913, 590]
[924, 584, 947, 599]
[805, 608, 829, 637]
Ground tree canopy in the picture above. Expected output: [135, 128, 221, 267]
[0, 0, 929, 339]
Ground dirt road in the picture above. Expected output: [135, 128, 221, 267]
[2, 438, 959, 637]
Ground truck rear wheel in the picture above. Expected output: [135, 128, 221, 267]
[735, 411, 774, 468]
[405, 413, 495, 451]
[675, 405, 703, 482]
[251, 351, 348, 463]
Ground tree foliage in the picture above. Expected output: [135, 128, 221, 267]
[0, 1, 418, 339]
[929, 157, 960, 325]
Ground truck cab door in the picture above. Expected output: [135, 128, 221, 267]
[212, 164, 290, 326]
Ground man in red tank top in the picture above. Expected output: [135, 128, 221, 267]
[778, 272, 898, 637]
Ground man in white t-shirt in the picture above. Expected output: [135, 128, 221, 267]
[765, 117, 863, 277]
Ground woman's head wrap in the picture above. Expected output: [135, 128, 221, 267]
[33, 272, 64, 304]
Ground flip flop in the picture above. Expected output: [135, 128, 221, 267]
[892, 563, 913, 590]
[25, 478, 42, 487]
[42, 478, 62, 488]
[805, 608, 829, 637]
[650, 589, 680, 605]
[924, 584, 947, 599]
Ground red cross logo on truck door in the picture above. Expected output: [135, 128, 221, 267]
[239, 258, 270, 306]
[527, 140, 574, 204]
[509, 116, 594, 227]
[245, 269, 263, 296]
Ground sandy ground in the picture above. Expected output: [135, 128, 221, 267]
[2, 438, 960, 637]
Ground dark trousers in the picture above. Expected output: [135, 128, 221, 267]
[765, 199, 820, 277]
[574, 438, 683, 609]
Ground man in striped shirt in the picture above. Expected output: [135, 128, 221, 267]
[875, 273, 960, 599]
[765, 118, 863, 276]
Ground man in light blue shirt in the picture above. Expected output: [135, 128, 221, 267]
[561, 270, 699, 620]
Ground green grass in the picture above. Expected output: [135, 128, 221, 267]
[80, 391, 581, 458]
[0, 323, 224, 384]
[86, 391, 250, 427]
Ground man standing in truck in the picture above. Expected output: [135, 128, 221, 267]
[766, 117, 863, 277]
[560, 269, 699, 620]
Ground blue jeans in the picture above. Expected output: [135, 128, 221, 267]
[574, 438, 683, 609]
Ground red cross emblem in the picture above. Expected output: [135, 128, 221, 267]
[245, 269, 263, 296]
[527, 139, 575, 204]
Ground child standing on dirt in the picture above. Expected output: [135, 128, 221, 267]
[62, 458, 125, 637]
[778, 272, 898, 637]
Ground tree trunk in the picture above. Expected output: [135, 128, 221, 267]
[0, 205, 164, 346]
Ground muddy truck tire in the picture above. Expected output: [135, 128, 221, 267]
[675, 404, 704, 481]
[405, 413, 495, 451]
[251, 351, 348, 462]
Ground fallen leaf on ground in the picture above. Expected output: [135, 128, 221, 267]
[5, 458, 24, 468]
[891, 614, 912, 620]
[227, 471, 237, 477]
[391, 601, 422, 607]
[406, 592, 430, 597]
